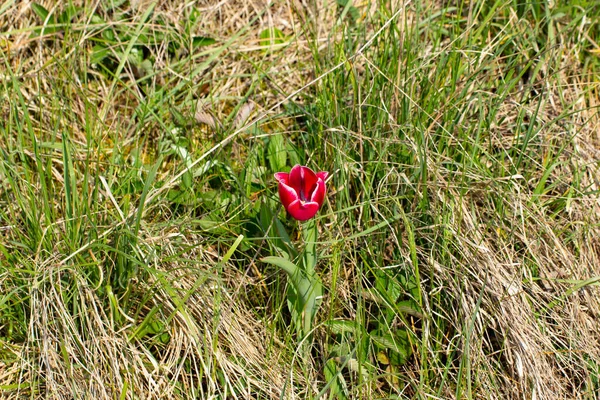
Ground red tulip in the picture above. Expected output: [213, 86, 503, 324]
[274, 165, 328, 221]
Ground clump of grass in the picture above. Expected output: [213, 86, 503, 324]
[303, 1, 600, 397]
[1, 0, 600, 399]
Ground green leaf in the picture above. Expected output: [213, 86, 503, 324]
[102, 28, 116, 42]
[181, 171, 192, 189]
[61, 133, 76, 235]
[259, 202, 296, 258]
[369, 330, 412, 365]
[267, 133, 287, 173]
[302, 218, 317, 275]
[58, 5, 79, 24]
[132, 156, 161, 238]
[157, 332, 171, 344]
[104, 0, 127, 11]
[274, 216, 298, 258]
[301, 274, 322, 336]
[261, 256, 323, 336]
[193, 36, 216, 47]
[396, 299, 423, 318]
[90, 14, 104, 25]
[136, 33, 150, 45]
[324, 359, 349, 399]
[195, 217, 228, 234]
[129, 307, 162, 341]
[259, 27, 286, 49]
[261, 256, 301, 282]
[166, 188, 197, 206]
[347, 214, 401, 240]
[91, 44, 110, 65]
[189, 8, 202, 25]
[336, 0, 360, 21]
[31, 3, 50, 22]
[326, 319, 362, 335]
[126, 47, 144, 66]
[140, 59, 153, 76]
[170, 106, 188, 127]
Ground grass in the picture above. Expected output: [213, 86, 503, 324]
[1, 0, 600, 398]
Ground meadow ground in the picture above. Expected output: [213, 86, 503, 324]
[1, 0, 600, 398]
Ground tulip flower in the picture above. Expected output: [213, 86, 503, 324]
[274, 165, 328, 221]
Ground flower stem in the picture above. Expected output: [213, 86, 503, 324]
[302, 219, 317, 277]
[300, 218, 321, 340]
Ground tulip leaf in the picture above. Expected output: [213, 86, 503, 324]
[302, 272, 323, 336]
[259, 203, 298, 259]
[261, 256, 305, 292]
[261, 256, 323, 337]
[274, 217, 298, 258]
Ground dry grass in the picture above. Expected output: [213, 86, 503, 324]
[1, 0, 327, 398]
[9, 248, 297, 399]
[413, 45, 600, 398]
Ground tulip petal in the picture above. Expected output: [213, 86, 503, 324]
[289, 165, 318, 202]
[277, 180, 300, 210]
[288, 165, 303, 192]
[286, 200, 320, 221]
[317, 171, 329, 181]
[310, 177, 326, 207]
[274, 172, 289, 183]
[275, 165, 328, 221]
[301, 168, 318, 202]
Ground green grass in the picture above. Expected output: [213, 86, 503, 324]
[1, 0, 600, 398]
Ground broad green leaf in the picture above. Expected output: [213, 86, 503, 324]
[91, 44, 110, 65]
[267, 133, 286, 172]
[259, 27, 286, 48]
[302, 274, 322, 336]
[193, 36, 216, 47]
[261, 256, 301, 282]
[261, 256, 323, 336]
[370, 331, 412, 365]
[326, 319, 362, 335]
[31, 3, 50, 22]
[259, 202, 295, 258]
[274, 216, 297, 258]
[102, 28, 116, 42]
[324, 359, 349, 399]
[181, 171, 192, 189]
[58, 5, 79, 24]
